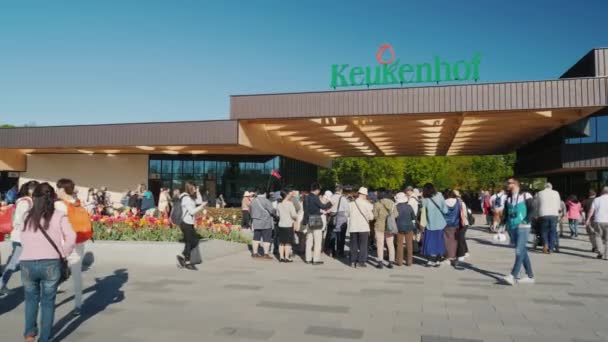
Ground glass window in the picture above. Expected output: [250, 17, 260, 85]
[161, 160, 172, 174]
[161, 172, 172, 180]
[183, 161, 193, 174]
[598, 116, 608, 142]
[149, 160, 161, 174]
[205, 161, 217, 178]
[193, 161, 204, 174]
[581, 117, 597, 143]
[172, 160, 182, 174]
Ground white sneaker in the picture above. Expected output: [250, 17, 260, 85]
[440, 259, 452, 266]
[458, 257, 466, 262]
[517, 276, 535, 284]
[426, 260, 436, 267]
[464, 252, 470, 258]
[502, 274, 515, 286]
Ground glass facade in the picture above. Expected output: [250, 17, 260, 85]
[148, 155, 317, 207]
[565, 114, 608, 144]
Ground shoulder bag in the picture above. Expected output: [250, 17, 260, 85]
[39, 227, 71, 284]
[328, 196, 343, 228]
[383, 202, 399, 234]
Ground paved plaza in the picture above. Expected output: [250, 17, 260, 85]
[1, 223, 608, 342]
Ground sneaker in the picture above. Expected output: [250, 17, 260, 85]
[426, 260, 436, 267]
[465, 252, 471, 258]
[285, 259, 294, 263]
[387, 262, 393, 269]
[517, 276, 535, 284]
[376, 263, 384, 269]
[25, 335, 36, 342]
[457, 257, 466, 262]
[176, 255, 186, 268]
[439, 259, 452, 266]
[185, 263, 198, 271]
[597, 254, 604, 259]
[502, 274, 515, 286]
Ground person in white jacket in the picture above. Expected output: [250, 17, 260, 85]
[348, 187, 374, 268]
[0, 181, 38, 296]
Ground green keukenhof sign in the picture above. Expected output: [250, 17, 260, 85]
[330, 43, 481, 89]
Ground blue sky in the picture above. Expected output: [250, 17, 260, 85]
[1, 0, 607, 126]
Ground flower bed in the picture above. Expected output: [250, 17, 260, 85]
[91, 209, 250, 244]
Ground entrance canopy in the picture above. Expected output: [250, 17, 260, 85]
[233, 77, 607, 166]
[2, 48, 608, 169]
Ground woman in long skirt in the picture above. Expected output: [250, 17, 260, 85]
[421, 183, 448, 267]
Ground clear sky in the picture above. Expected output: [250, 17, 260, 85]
[1, 0, 607, 126]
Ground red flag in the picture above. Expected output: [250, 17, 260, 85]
[271, 169, 282, 179]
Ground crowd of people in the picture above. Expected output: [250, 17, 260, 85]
[3, 175, 608, 341]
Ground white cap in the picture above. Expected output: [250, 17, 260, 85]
[324, 190, 333, 199]
[395, 192, 408, 203]
[243, 191, 251, 197]
[358, 187, 368, 196]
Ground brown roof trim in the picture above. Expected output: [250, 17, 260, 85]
[0, 120, 239, 149]
[230, 77, 608, 120]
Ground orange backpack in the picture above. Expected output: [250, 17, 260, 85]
[65, 200, 92, 243]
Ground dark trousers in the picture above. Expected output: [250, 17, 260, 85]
[241, 210, 251, 228]
[179, 222, 198, 261]
[337, 223, 347, 256]
[350, 232, 369, 264]
[457, 226, 469, 257]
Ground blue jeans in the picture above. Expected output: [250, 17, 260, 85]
[540, 216, 558, 250]
[569, 219, 579, 237]
[511, 227, 534, 279]
[1, 242, 22, 288]
[21, 259, 61, 342]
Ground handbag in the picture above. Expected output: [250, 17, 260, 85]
[39, 227, 71, 284]
[308, 215, 324, 230]
[328, 196, 343, 228]
[383, 202, 399, 234]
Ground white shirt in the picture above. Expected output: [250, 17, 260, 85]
[11, 198, 32, 243]
[347, 198, 374, 233]
[490, 192, 507, 211]
[330, 194, 349, 214]
[592, 194, 608, 223]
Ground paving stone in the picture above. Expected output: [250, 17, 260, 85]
[215, 327, 275, 340]
[444, 293, 490, 301]
[304, 326, 364, 339]
[568, 292, 608, 299]
[256, 300, 350, 313]
[224, 284, 263, 290]
[532, 298, 585, 307]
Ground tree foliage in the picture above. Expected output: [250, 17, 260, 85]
[319, 154, 516, 191]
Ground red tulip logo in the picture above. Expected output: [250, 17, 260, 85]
[376, 43, 395, 65]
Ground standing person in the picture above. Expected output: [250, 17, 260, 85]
[395, 192, 416, 266]
[481, 190, 492, 226]
[444, 190, 462, 265]
[84, 188, 97, 214]
[0, 181, 38, 296]
[176, 181, 206, 270]
[20, 183, 76, 342]
[372, 191, 398, 269]
[585, 186, 608, 260]
[537, 183, 562, 254]
[139, 184, 156, 216]
[250, 189, 276, 260]
[328, 185, 349, 258]
[5, 184, 18, 204]
[454, 190, 471, 262]
[158, 188, 170, 216]
[348, 187, 374, 268]
[502, 177, 535, 285]
[421, 183, 448, 267]
[405, 186, 420, 216]
[566, 195, 582, 238]
[583, 190, 598, 252]
[241, 191, 252, 229]
[56, 178, 91, 316]
[303, 183, 332, 265]
[277, 190, 298, 262]
[490, 187, 508, 238]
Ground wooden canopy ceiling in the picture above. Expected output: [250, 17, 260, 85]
[239, 108, 600, 164]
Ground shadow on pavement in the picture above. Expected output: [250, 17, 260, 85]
[52, 268, 128, 341]
[0, 285, 24, 316]
[458, 262, 507, 284]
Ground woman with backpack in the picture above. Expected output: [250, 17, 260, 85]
[0, 181, 38, 297]
[175, 181, 206, 270]
[20, 183, 76, 342]
[372, 191, 399, 269]
[56, 178, 92, 317]
[420, 183, 448, 267]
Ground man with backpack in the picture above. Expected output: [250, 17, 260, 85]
[55, 178, 93, 316]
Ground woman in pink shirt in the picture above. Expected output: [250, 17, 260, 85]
[566, 195, 583, 238]
[20, 183, 76, 342]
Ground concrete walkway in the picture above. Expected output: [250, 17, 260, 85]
[1, 225, 607, 342]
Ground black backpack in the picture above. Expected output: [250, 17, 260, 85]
[170, 197, 184, 225]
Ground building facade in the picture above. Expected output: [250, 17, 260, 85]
[1, 48, 608, 203]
